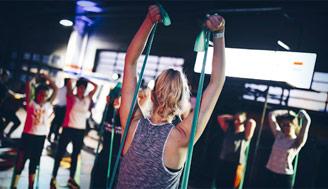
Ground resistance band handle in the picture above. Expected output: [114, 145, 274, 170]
[194, 29, 207, 52]
[157, 3, 171, 26]
[180, 29, 211, 189]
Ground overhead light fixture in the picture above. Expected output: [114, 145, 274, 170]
[83, 6, 103, 13]
[277, 40, 290, 51]
[59, 19, 73, 27]
[77, 0, 96, 7]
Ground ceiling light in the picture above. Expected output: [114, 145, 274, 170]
[59, 19, 73, 27]
[277, 40, 290, 51]
[83, 6, 103, 13]
[77, 0, 96, 7]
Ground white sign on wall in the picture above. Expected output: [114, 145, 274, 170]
[194, 47, 317, 89]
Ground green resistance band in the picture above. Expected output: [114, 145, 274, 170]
[108, 5, 171, 189]
[90, 102, 110, 188]
[291, 115, 303, 188]
[239, 142, 251, 189]
[180, 28, 211, 189]
[106, 109, 117, 189]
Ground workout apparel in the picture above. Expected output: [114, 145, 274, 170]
[220, 121, 249, 165]
[116, 118, 182, 189]
[63, 95, 91, 130]
[16, 133, 46, 174]
[23, 101, 53, 136]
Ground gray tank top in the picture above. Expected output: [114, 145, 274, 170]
[116, 118, 182, 189]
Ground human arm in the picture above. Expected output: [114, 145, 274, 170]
[87, 79, 98, 99]
[217, 114, 233, 132]
[176, 14, 226, 145]
[245, 118, 256, 141]
[25, 77, 33, 105]
[294, 110, 311, 149]
[268, 110, 288, 137]
[119, 5, 161, 132]
[66, 78, 73, 97]
[41, 74, 58, 104]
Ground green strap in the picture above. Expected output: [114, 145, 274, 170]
[180, 29, 211, 189]
[238, 142, 251, 189]
[108, 5, 170, 188]
[106, 109, 117, 189]
[291, 116, 303, 188]
[90, 101, 110, 188]
[108, 23, 158, 189]
[158, 3, 171, 26]
[291, 155, 299, 187]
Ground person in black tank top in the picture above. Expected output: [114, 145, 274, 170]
[216, 112, 256, 188]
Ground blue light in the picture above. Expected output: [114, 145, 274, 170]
[83, 6, 103, 13]
[77, 0, 96, 7]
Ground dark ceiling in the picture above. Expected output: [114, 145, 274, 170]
[0, 1, 327, 73]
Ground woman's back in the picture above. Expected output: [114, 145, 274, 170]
[117, 118, 182, 189]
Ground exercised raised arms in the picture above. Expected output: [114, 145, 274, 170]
[176, 14, 226, 145]
[66, 78, 74, 97]
[268, 109, 288, 136]
[87, 79, 98, 98]
[120, 5, 161, 132]
[25, 77, 33, 105]
[294, 110, 311, 149]
[217, 114, 234, 132]
[245, 119, 256, 141]
[41, 74, 58, 104]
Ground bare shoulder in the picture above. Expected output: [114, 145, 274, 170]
[168, 126, 189, 148]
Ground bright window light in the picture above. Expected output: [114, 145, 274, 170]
[277, 40, 290, 51]
[194, 47, 317, 89]
[59, 19, 73, 27]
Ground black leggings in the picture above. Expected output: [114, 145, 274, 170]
[215, 160, 239, 188]
[0, 112, 21, 137]
[15, 133, 46, 174]
[48, 106, 66, 140]
[52, 127, 85, 178]
[265, 169, 293, 189]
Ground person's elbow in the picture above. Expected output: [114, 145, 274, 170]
[209, 76, 225, 93]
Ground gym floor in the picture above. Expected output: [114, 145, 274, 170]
[0, 108, 97, 189]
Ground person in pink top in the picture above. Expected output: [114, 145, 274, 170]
[265, 109, 311, 189]
[50, 77, 97, 189]
[13, 74, 57, 189]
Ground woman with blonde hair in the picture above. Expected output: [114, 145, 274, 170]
[266, 109, 311, 189]
[116, 4, 226, 188]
